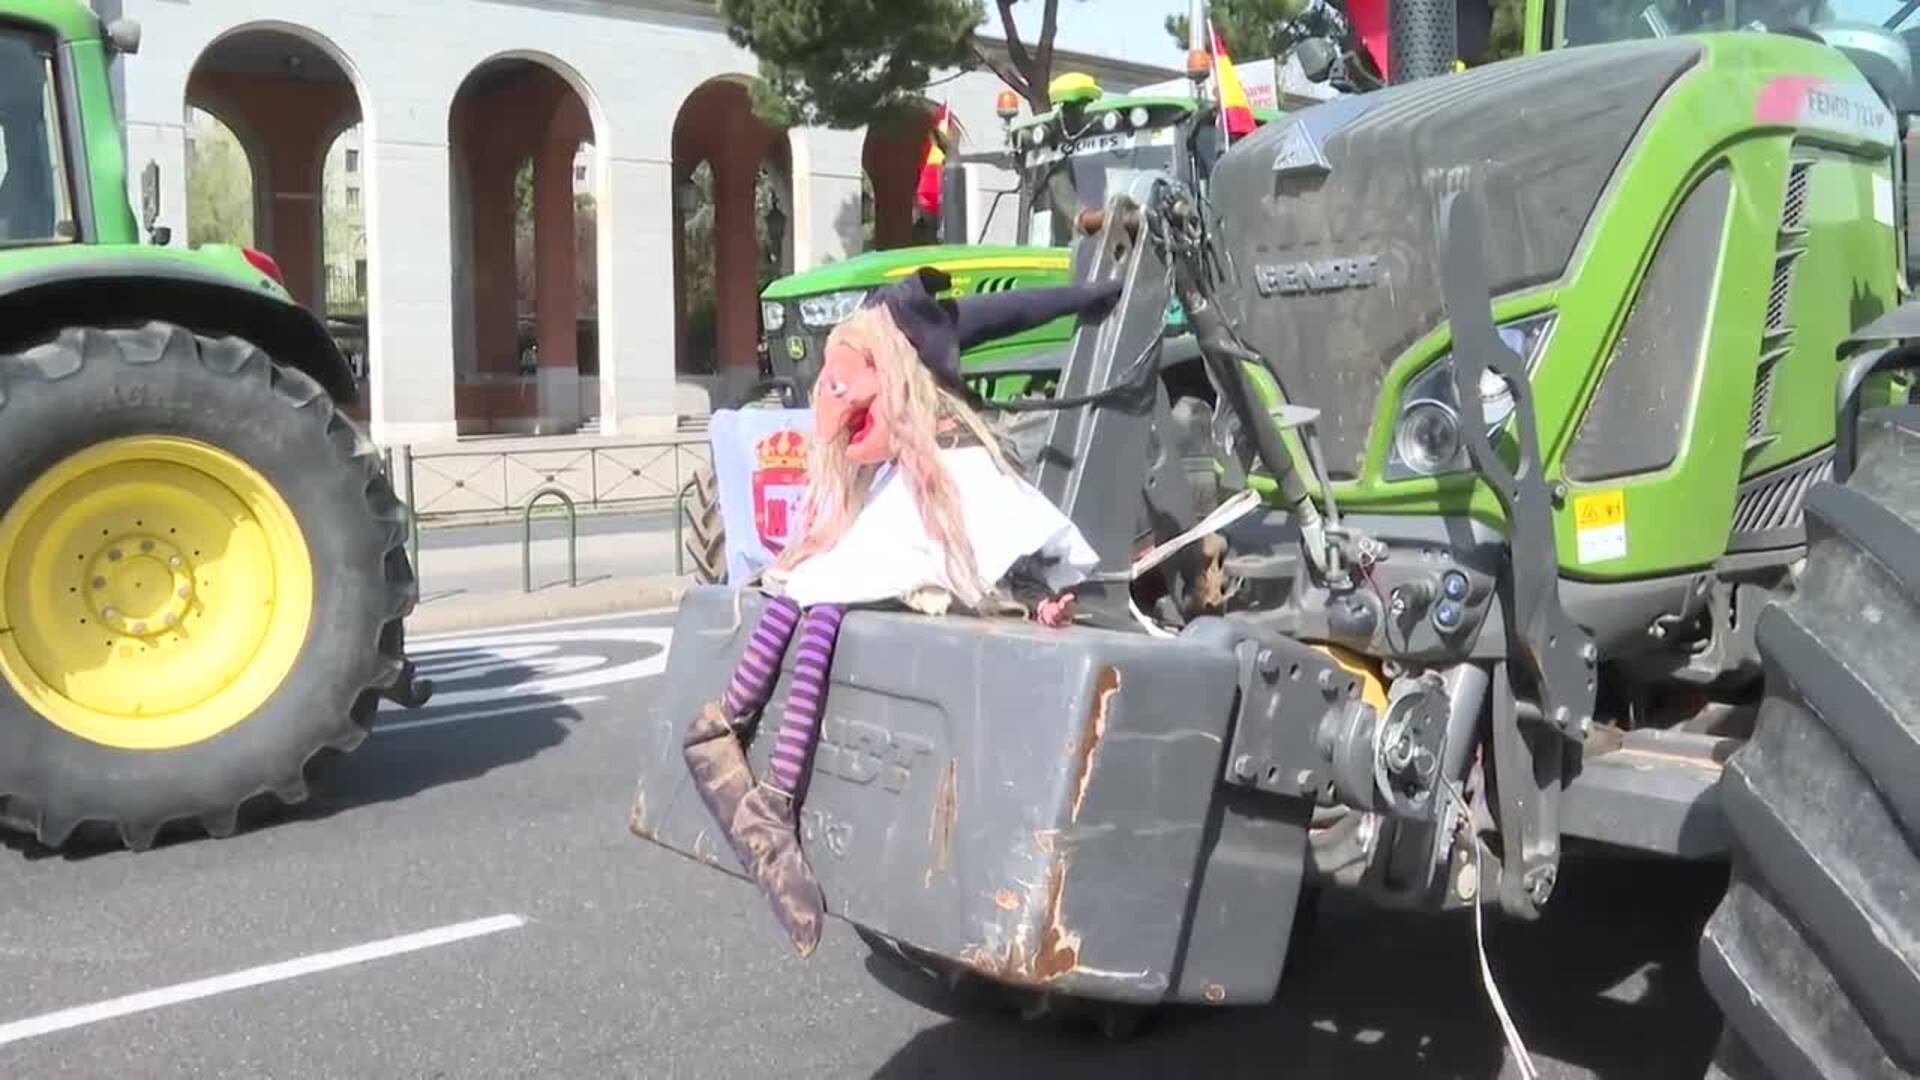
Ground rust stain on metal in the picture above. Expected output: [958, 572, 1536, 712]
[1031, 860, 1081, 980]
[926, 759, 959, 888]
[963, 858, 1082, 986]
[1033, 828, 1061, 855]
[1070, 667, 1122, 822]
[626, 792, 650, 840]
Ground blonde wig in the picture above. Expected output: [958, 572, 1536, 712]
[769, 304, 1015, 610]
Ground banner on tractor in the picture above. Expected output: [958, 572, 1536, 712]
[708, 408, 816, 583]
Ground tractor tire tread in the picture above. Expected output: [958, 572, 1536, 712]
[683, 461, 727, 585]
[1702, 405, 1920, 1080]
[0, 321, 414, 851]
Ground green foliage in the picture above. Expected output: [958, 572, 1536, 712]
[719, 0, 983, 129]
[514, 157, 535, 222]
[1487, 0, 1526, 61]
[184, 111, 252, 249]
[1165, 0, 1306, 60]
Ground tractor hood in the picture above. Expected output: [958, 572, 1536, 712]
[759, 245, 1070, 301]
[1207, 38, 1702, 478]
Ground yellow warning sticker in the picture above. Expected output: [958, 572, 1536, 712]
[1573, 489, 1627, 563]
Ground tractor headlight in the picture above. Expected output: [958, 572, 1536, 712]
[761, 301, 786, 332]
[1130, 106, 1151, 128]
[1385, 312, 1556, 480]
[1101, 111, 1122, 132]
[1393, 401, 1464, 476]
[798, 289, 868, 328]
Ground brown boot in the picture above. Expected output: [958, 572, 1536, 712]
[732, 782, 826, 958]
[681, 701, 757, 869]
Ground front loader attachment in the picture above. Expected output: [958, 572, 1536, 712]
[631, 587, 1320, 1006]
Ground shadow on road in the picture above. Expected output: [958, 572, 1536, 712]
[3, 620, 674, 860]
[868, 856, 1729, 1080]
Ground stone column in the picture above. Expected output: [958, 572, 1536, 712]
[596, 156, 678, 437]
[366, 138, 459, 446]
[533, 126, 583, 433]
[712, 154, 762, 383]
[789, 126, 865, 272]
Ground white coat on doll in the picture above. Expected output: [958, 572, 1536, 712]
[769, 443, 1099, 611]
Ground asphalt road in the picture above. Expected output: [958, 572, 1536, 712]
[0, 608, 1732, 1079]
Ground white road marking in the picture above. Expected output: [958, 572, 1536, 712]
[400, 628, 673, 709]
[408, 607, 677, 642]
[0, 915, 526, 1048]
[375, 696, 605, 735]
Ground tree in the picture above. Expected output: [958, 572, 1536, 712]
[184, 110, 253, 249]
[1165, 0, 1306, 60]
[719, 0, 1081, 128]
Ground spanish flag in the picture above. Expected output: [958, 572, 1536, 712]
[916, 103, 951, 216]
[1210, 22, 1255, 141]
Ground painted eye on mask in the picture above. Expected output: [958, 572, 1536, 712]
[824, 378, 847, 396]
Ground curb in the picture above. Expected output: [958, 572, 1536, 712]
[404, 575, 692, 636]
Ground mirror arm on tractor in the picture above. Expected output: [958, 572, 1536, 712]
[1436, 189, 1597, 745]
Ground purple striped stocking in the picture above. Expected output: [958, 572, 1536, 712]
[723, 596, 801, 719]
[767, 604, 845, 796]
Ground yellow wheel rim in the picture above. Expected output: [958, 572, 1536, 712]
[0, 436, 314, 750]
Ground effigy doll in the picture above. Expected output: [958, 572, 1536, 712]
[681, 267, 1121, 956]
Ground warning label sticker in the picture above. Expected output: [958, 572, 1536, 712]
[1573, 490, 1627, 564]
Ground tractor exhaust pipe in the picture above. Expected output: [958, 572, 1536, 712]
[1388, 0, 1458, 83]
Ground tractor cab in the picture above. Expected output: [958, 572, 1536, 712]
[0, 23, 75, 246]
[1004, 73, 1208, 247]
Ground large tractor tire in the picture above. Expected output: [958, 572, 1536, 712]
[683, 462, 727, 585]
[0, 323, 415, 851]
[1699, 405, 1920, 1079]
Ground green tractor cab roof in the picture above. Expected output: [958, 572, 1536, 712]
[759, 245, 1070, 301]
[7, 0, 108, 40]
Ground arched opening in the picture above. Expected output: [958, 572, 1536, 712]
[671, 77, 791, 405]
[448, 56, 600, 436]
[183, 108, 257, 249]
[861, 99, 943, 251]
[185, 26, 364, 411]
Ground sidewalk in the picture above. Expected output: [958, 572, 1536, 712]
[406, 572, 692, 635]
[402, 505, 698, 635]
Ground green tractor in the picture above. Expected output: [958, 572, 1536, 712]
[681, 71, 1281, 582]
[634, 0, 1920, 1072]
[0, 1, 430, 852]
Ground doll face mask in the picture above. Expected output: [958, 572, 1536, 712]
[814, 337, 896, 466]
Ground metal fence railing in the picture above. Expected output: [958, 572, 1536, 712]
[381, 434, 712, 590]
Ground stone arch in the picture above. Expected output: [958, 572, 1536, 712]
[447, 51, 604, 435]
[184, 22, 365, 312]
[862, 97, 944, 251]
[671, 75, 792, 398]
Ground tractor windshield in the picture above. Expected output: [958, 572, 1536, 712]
[1561, 0, 1917, 46]
[0, 26, 75, 247]
[1020, 128, 1179, 246]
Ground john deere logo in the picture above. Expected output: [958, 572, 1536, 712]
[785, 336, 807, 361]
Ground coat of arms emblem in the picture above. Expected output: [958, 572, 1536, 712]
[750, 428, 809, 552]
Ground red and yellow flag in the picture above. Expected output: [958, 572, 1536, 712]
[916, 103, 951, 216]
[1210, 22, 1256, 140]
